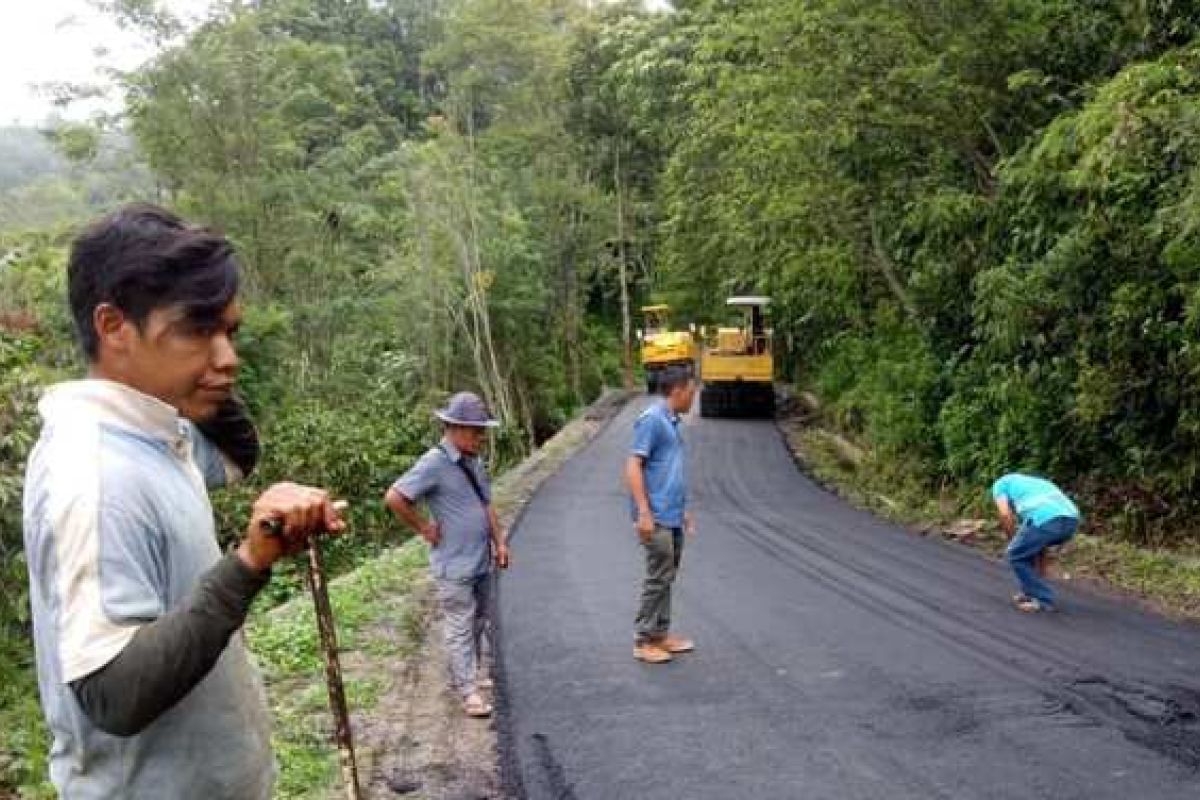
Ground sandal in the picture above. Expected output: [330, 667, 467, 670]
[464, 692, 493, 718]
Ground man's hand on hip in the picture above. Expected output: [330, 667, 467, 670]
[420, 521, 442, 547]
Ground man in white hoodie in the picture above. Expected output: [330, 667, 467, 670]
[22, 204, 344, 799]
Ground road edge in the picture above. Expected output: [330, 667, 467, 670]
[773, 393, 1200, 623]
[492, 389, 636, 800]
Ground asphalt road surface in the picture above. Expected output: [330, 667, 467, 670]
[497, 398, 1200, 800]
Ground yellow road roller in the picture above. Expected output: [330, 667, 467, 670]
[638, 304, 697, 392]
[699, 296, 775, 417]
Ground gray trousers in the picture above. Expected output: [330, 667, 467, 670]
[435, 573, 494, 698]
[636, 525, 684, 643]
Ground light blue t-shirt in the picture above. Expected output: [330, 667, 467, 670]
[630, 400, 688, 528]
[991, 473, 1079, 527]
[393, 438, 493, 581]
[23, 380, 273, 800]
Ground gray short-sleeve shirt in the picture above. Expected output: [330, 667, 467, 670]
[392, 438, 492, 581]
[22, 380, 273, 799]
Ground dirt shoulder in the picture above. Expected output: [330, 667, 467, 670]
[252, 390, 633, 800]
[775, 389, 1200, 622]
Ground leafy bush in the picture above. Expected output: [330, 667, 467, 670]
[816, 320, 943, 462]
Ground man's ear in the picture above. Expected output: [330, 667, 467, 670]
[93, 303, 135, 357]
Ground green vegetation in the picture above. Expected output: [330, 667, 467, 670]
[1065, 536, 1200, 618]
[588, 1, 1200, 546]
[6, 0, 1200, 793]
[783, 419, 1200, 619]
[247, 541, 430, 800]
[0, 234, 72, 799]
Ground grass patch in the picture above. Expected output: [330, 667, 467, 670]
[247, 538, 429, 799]
[0, 644, 54, 800]
[785, 424, 978, 526]
[1059, 536, 1200, 618]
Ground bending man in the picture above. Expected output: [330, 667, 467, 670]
[992, 472, 1080, 613]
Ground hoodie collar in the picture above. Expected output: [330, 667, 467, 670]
[39, 379, 187, 446]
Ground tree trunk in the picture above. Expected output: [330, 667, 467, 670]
[464, 137, 513, 425]
[564, 207, 582, 403]
[614, 143, 633, 391]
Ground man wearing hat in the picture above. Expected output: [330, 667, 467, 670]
[385, 392, 509, 717]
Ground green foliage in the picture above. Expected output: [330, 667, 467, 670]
[949, 40, 1200, 538]
[247, 541, 428, 799]
[815, 322, 943, 460]
[0, 235, 74, 798]
[584, 0, 1200, 542]
[0, 128, 62, 193]
[11, 0, 1200, 791]
[0, 657, 53, 800]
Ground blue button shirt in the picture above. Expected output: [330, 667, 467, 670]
[991, 473, 1079, 527]
[392, 438, 493, 581]
[630, 400, 688, 528]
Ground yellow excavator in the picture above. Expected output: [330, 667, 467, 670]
[638, 304, 697, 392]
[699, 296, 775, 418]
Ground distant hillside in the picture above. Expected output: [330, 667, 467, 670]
[0, 127, 65, 194]
[0, 125, 154, 233]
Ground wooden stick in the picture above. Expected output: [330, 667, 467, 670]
[305, 531, 363, 800]
[262, 500, 362, 800]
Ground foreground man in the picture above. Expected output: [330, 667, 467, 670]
[626, 365, 697, 664]
[23, 205, 344, 798]
[385, 392, 509, 718]
[992, 472, 1080, 613]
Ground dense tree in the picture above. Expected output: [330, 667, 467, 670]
[8, 0, 1200, 790]
[583, 0, 1200, 537]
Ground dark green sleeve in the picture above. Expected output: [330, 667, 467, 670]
[70, 551, 269, 737]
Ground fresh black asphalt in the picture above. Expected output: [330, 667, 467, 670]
[497, 398, 1200, 799]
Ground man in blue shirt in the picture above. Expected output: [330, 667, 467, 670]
[626, 365, 697, 664]
[992, 473, 1080, 612]
[385, 392, 509, 718]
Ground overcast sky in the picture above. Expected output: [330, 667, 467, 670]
[0, 0, 212, 126]
[1, 0, 671, 126]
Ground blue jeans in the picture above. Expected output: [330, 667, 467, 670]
[1007, 516, 1078, 606]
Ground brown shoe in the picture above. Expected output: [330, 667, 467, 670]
[633, 642, 673, 664]
[464, 692, 493, 718]
[661, 635, 695, 654]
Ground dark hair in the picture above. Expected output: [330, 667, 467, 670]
[658, 364, 694, 396]
[68, 204, 240, 360]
